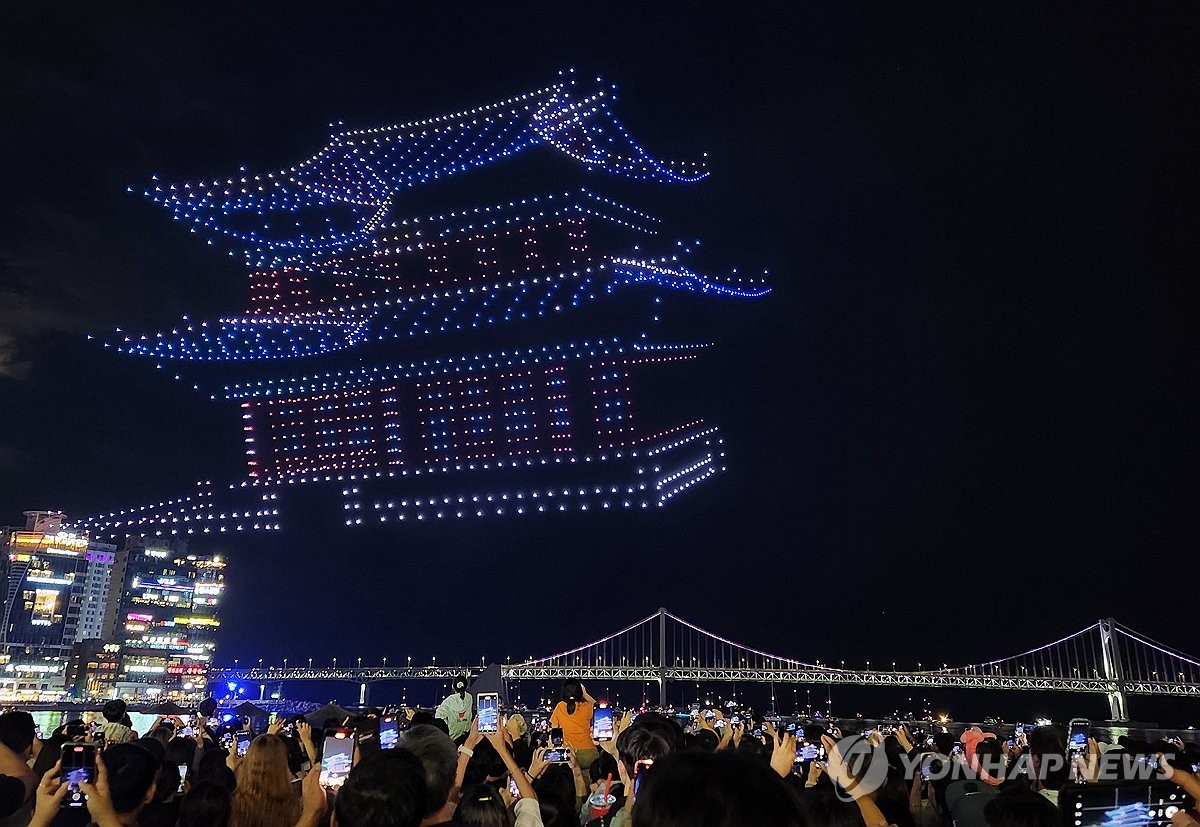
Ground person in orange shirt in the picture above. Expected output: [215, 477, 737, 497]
[549, 678, 598, 771]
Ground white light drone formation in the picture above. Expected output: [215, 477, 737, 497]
[79, 70, 771, 537]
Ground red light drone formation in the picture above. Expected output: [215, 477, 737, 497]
[78, 70, 771, 537]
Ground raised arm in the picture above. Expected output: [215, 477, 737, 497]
[485, 723, 537, 802]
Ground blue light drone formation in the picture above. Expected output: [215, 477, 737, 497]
[77, 71, 771, 538]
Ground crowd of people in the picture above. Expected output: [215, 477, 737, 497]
[0, 680, 1196, 827]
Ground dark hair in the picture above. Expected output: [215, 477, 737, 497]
[178, 780, 232, 827]
[691, 730, 720, 753]
[397, 724, 457, 815]
[102, 743, 160, 813]
[615, 713, 685, 772]
[589, 750, 620, 785]
[632, 750, 803, 827]
[103, 699, 128, 723]
[533, 765, 578, 827]
[134, 736, 167, 761]
[165, 736, 197, 767]
[797, 779, 867, 827]
[334, 750, 427, 827]
[153, 762, 180, 803]
[1027, 726, 1069, 791]
[984, 788, 1058, 827]
[194, 750, 237, 792]
[560, 679, 582, 715]
[934, 732, 956, 756]
[463, 740, 506, 785]
[410, 711, 436, 727]
[453, 783, 513, 827]
[0, 710, 36, 754]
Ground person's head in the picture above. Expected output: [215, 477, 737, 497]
[533, 766, 578, 827]
[232, 734, 296, 827]
[462, 740, 506, 784]
[101, 743, 160, 814]
[453, 675, 469, 698]
[632, 750, 804, 827]
[984, 788, 1058, 827]
[589, 750, 620, 786]
[975, 739, 1007, 780]
[397, 724, 458, 816]
[134, 736, 166, 761]
[102, 699, 128, 724]
[560, 678, 583, 714]
[797, 778, 869, 827]
[165, 736, 197, 767]
[154, 762, 181, 803]
[332, 750, 427, 827]
[0, 710, 36, 757]
[1027, 726, 1069, 791]
[934, 732, 956, 756]
[691, 729, 720, 753]
[178, 781, 232, 827]
[451, 783, 512, 827]
[615, 712, 685, 778]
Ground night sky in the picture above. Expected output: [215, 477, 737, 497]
[1, 4, 1195, 716]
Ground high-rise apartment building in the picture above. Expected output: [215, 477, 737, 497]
[102, 537, 225, 698]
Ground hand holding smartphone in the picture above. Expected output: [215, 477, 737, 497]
[477, 693, 499, 734]
[320, 729, 354, 790]
[61, 744, 95, 809]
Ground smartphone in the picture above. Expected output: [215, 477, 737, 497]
[1058, 779, 1192, 827]
[592, 704, 614, 742]
[320, 730, 354, 789]
[1015, 723, 1025, 738]
[951, 741, 964, 758]
[269, 712, 278, 726]
[61, 744, 95, 808]
[714, 719, 726, 730]
[796, 742, 822, 762]
[177, 763, 188, 793]
[752, 727, 763, 739]
[508, 775, 521, 800]
[380, 716, 399, 750]
[477, 692, 499, 734]
[1068, 719, 1090, 762]
[236, 730, 252, 757]
[354, 717, 380, 757]
[220, 732, 234, 751]
[551, 727, 564, 748]
[730, 715, 741, 725]
[180, 725, 194, 738]
[544, 747, 571, 763]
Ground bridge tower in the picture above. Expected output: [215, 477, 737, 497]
[658, 607, 668, 707]
[1098, 617, 1129, 721]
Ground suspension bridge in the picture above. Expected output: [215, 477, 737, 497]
[209, 609, 1200, 720]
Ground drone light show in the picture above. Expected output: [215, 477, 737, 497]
[75, 70, 771, 538]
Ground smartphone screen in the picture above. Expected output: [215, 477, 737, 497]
[592, 704, 614, 742]
[236, 731, 252, 757]
[1068, 720, 1090, 759]
[508, 775, 521, 800]
[1015, 724, 1024, 738]
[380, 717, 398, 750]
[478, 693, 499, 734]
[551, 727, 564, 747]
[61, 744, 95, 808]
[544, 747, 571, 763]
[320, 730, 354, 789]
[1060, 780, 1191, 827]
[177, 764, 188, 793]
